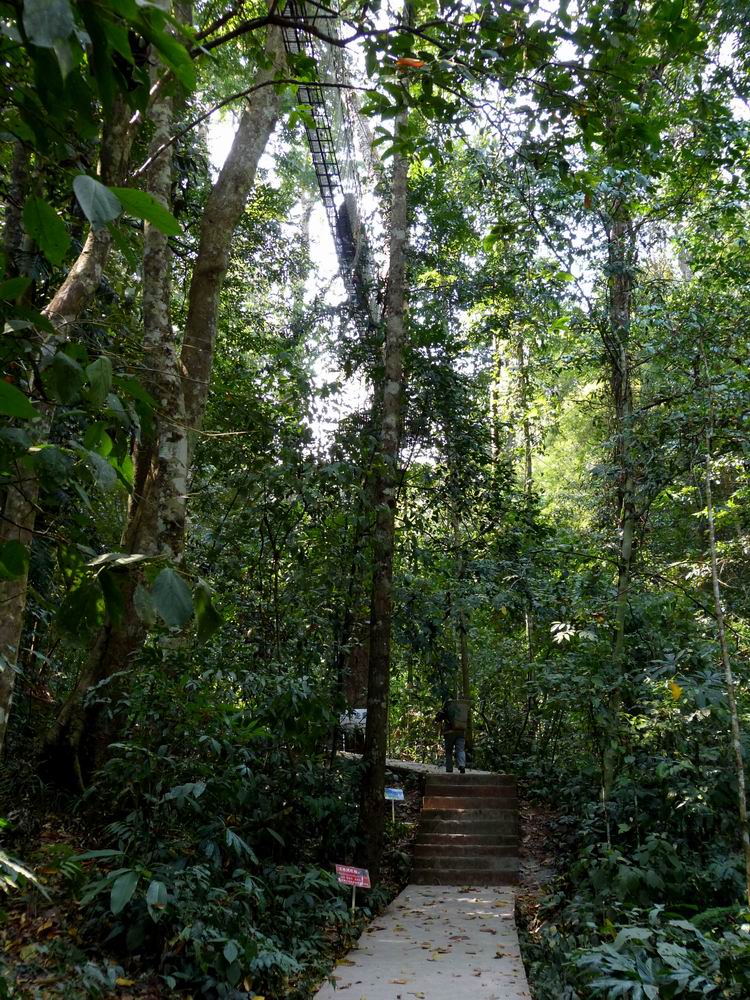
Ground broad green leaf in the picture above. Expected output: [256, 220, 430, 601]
[152, 567, 193, 628]
[110, 870, 139, 915]
[0, 381, 39, 419]
[22, 197, 70, 265]
[146, 879, 168, 919]
[223, 940, 239, 964]
[110, 187, 181, 236]
[99, 568, 124, 624]
[194, 578, 222, 642]
[0, 541, 29, 581]
[0, 277, 32, 301]
[48, 350, 84, 404]
[85, 356, 113, 407]
[133, 582, 156, 625]
[140, 22, 195, 91]
[83, 449, 117, 491]
[70, 849, 124, 861]
[73, 176, 122, 230]
[23, 0, 75, 49]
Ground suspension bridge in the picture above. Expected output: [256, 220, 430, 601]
[281, 0, 380, 323]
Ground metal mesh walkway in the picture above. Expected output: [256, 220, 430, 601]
[281, 1, 378, 321]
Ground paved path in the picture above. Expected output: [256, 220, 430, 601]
[314, 884, 531, 999]
[340, 753, 493, 776]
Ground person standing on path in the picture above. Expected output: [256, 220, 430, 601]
[436, 698, 468, 773]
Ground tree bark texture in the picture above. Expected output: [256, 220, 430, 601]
[3, 140, 30, 278]
[181, 26, 285, 437]
[359, 104, 409, 882]
[0, 97, 135, 754]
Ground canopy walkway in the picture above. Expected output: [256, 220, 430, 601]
[281, 1, 378, 321]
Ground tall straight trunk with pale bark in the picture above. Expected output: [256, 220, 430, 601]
[359, 100, 410, 881]
[182, 27, 285, 435]
[0, 97, 135, 753]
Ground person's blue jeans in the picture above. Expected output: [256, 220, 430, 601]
[444, 733, 466, 772]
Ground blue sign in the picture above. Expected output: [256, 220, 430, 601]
[384, 787, 405, 801]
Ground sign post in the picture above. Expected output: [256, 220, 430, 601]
[335, 864, 371, 912]
[384, 786, 405, 823]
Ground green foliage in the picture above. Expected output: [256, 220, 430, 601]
[65, 666, 367, 997]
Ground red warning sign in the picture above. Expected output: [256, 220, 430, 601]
[335, 864, 371, 888]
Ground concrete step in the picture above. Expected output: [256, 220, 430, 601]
[416, 832, 517, 847]
[420, 818, 518, 837]
[426, 773, 516, 788]
[423, 795, 518, 810]
[411, 865, 520, 886]
[414, 843, 518, 858]
[423, 784, 517, 799]
[412, 852, 518, 870]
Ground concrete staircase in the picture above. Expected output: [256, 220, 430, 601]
[411, 772, 520, 885]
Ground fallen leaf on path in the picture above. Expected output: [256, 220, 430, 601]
[337, 959, 356, 966]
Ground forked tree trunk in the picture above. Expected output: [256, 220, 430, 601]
[0, 97, 135, 754]
[358, 101, 410, 881]
[44, 30, 285, 780]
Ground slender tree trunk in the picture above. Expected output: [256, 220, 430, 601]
[3, 140, 30, 278]
[516, 332, 533, 496]
[451, 507, 473, 748]
[0, 97, 135, 754]
[602, 211, 636, 802]
[358, 98, 409, 882]
[705, 422, 750, 905]
[181, 26, 285, 437]
[490, 333, 502, 462]
[515, 329, 536, 664]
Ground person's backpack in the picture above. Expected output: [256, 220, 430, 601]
[445, 698, 469, 731]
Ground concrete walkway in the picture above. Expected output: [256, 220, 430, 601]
[314, 884, 531, 999]
[340, 752, 493, 776]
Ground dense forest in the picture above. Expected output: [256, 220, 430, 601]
[2, 0, 750, 996]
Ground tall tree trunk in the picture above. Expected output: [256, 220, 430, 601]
[358, 100, 410, 882]
[451, 506, 473, 749]
[489, 332, 503, 462]
[44, 64, 180, 783]
[516, 332, 533, 496]
[602, 211, 636, 802]
[3, 140, 30, 278]
[515, 329, 536, 662]
[704, 411, 750, 905]
[181, 26, 285, 437]
[0, 97, 134, 754]
[44, 30, 284, 778]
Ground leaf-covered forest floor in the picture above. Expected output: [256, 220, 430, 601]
[1, 770, 427, 999]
